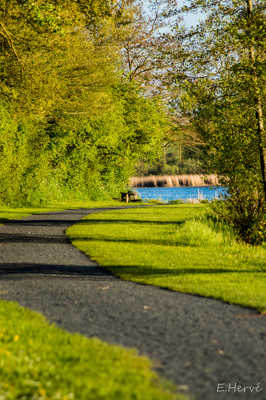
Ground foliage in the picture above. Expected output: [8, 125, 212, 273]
[0, 1, 169, 206]
[67, 206, 266, 313]
[169, 0, 266, 244]
[119, 0, 209, 176]
[210, 197, 265, 245]
[136, 141, 210, 176]
[118, 0, 179, 86]
[188, 73, 266, 243]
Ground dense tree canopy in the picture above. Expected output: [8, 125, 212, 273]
[0, 0, 169, 205]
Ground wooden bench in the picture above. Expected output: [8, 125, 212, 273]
[121, 190, 138, 203]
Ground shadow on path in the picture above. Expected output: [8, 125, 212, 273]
[0, 207, 265, 400]
[0, 218, 185, 226]
[0, 263, 114, 280]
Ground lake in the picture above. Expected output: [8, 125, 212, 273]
[135, 186, 226, 202]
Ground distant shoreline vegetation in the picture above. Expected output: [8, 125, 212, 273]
[130, 174, 219, 188]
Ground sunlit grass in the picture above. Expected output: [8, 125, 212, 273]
[0, 301, 184, 400]
[68, 205, 266, 312]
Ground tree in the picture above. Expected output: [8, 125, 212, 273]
[0, 0, 169, 205]
[114, 0, 179, 88]
[169, 0, 265, 243]
[246, 0, 266, 197]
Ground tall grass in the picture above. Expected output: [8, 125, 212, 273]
[173, 220, 225, 247]
[130, 174, 219, 188]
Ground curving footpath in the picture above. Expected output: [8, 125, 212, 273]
[0, 208, 265, 400]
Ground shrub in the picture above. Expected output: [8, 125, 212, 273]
[211, 188, 265, 246]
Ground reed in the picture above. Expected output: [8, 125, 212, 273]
[130, 174, 219, 188]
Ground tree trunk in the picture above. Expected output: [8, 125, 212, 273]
[247, 0, 266, 199]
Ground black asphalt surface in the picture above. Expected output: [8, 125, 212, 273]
[0, 208, 265, 400]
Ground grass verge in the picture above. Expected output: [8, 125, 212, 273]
[67, 204, 266, 313]
[0, 301, 184, 400]
[0, 199, 129, 221]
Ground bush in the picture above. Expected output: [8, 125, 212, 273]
[210, 191, 265, 246]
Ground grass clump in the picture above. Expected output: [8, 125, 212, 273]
[173, 220, 225, 246]
[67, 204, 266, 312]
[0, 301, 184, 400]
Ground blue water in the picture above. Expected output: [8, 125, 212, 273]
[135, 186, 226, 202]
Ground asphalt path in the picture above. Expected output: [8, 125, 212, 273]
[0, 208, 265, 400]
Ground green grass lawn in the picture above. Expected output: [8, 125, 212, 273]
[0, 301, 184, 400]
[0, 201, 185, 400]
[67, 204, 266, 313]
